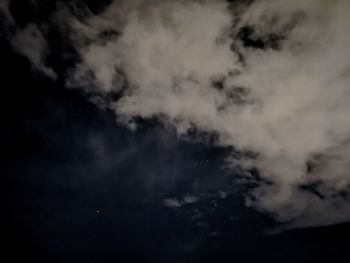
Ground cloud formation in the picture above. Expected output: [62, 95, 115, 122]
[11, 23, 57, 78]
[0, 0, 56, 78]
[5, 0, 350, 229]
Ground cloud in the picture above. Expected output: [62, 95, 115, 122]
[225, 0, 350, 228]
[163, 197, 183, 208]
[7, 0, 350, 229]
[0, 0, 12, 23]
[11, 23, 57, 78]
[0, 0, 56, 79]
[183, 195, 200, 204]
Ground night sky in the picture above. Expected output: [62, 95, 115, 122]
[1, 1, 350, 262]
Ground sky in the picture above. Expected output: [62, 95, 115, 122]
[1, 0, 350, 262]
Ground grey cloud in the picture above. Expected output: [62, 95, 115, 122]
[163, 197, 183, 208]
[183, 195, 200, 204]
[9, 0, 350, 230]
[1, 0, 56, 79]
[0, 0, 13, 23]
[11, 23, 57, 78]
